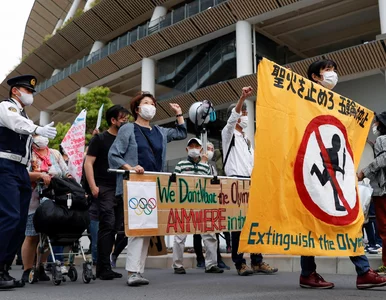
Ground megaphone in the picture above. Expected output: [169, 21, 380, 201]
[188, 100, 216, 154]
[188, 100, 216, 128]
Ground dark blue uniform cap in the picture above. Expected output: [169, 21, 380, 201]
[7, 75, 37, 93]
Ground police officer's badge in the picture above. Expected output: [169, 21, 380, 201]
[30, 78, 36, 87]
[8, 107, 17, 112]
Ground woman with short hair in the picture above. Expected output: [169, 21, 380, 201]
[21, 135, 71, 283]
[108, 91, 187, 286]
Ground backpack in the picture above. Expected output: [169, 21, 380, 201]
[41, 177, 90, 210]
[34, 200, 90, 235]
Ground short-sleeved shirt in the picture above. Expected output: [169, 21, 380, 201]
[134, 123, 163, 172]
[87, 131, 116, 187]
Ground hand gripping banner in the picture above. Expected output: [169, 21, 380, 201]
[239, 58, 373, 256]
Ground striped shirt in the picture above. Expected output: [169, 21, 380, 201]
[174, 158, 211, 175]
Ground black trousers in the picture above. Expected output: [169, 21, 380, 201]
[112, 225, 127, 257]
[231, 231, 262, 269]
[96, 186, 123, 271]
[0, 159, 31, 268]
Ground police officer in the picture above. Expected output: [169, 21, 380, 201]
[0, 75, 57, 289]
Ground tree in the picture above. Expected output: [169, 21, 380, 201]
[75, 86, 114, 143]
[48, 122, 72, 150]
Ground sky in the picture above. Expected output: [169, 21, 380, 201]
[0, 0, 35, 82]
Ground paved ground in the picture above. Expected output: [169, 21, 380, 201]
[2, 267, 386, 300]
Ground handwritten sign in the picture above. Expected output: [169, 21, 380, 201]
[123, 173, 249, 237]
[61, 109, 87, 183]
[239, 58, 373, 257]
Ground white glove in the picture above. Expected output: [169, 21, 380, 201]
[35, 122, 57, 139]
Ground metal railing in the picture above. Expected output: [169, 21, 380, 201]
[35, 0, 228, 94]
[157, 37, 236, 101]
[157, 44, 207, 83]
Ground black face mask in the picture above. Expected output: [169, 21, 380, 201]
[117, 121, 127, 129]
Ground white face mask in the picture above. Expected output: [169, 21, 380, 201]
[33, 136, 49, 149]
[372, 124, 381, 137]
[319, 71, 338, 90]
[188, 148, 201, 159]
[139, 104, 156, 121]
[17, 89, 34, 106]
[207, 150, 214, 161]
[239, 116, 248, 129]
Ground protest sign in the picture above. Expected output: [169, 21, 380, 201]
[95, 104, 104, 130]
[123, 173, 249, 237]
[239, 58, 373, 256]
[61, 109, 87, 183]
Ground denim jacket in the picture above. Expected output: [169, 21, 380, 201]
[363, 135, 386, 196]
[108, 122, 187, 196]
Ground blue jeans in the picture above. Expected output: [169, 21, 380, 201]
[90, 220, 99, 263]
[301, 255, 370, 276]
[364, 217, 383, 247]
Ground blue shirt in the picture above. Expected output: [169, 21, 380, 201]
[108, 122, 187, 196]
[134, 123, 163, 172]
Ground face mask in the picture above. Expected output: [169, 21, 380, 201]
[188, 148, 201, 159]
[319, 71, 338, 90]
[239, 116, 248, 129]
[139, 104, 156, 121]
[207, 151, 214, 161]
[17, 89, 34, 106]
[33, 136, 49, 149]
[372, 124, 381, 137]
[117, 121, 127, 128]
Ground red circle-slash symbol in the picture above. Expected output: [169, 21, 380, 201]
[294, 115, 359, 226]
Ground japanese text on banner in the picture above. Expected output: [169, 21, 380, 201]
[239, 58, 373, 256]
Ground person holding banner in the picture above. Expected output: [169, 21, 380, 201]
[108, 91, 187, 286]
[0, 75, 57, 289]
[84, 105, 129, 280]
[358, 111, 386, 275]
[172, 138, 224, 275]
[299, 60, 386, 289]
[221, 87, 278, 276]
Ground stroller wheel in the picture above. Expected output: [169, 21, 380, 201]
[28, 268, 37, 284]
[53, 279, 61, 286]
[82, 272, 91, 284]
[68, 267, 78, 282]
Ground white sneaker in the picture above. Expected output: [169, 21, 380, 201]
[127, 273, 149, 286]
[137, 273, 149, 285]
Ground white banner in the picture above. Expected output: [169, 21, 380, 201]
[126, 181, 158, 230]
[61, 109, 87, 183]
[96, 104, 104, 130]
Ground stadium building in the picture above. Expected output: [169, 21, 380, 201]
[2, 0, 386, 169]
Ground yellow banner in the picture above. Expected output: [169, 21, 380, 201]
[239, 58, 374, 256]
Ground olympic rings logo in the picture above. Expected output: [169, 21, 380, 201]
[129, 197, 157, 216]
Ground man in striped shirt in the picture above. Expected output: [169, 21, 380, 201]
[172, 138, 223, 275]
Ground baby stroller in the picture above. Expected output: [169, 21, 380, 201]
[31, 177, 96, 285]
